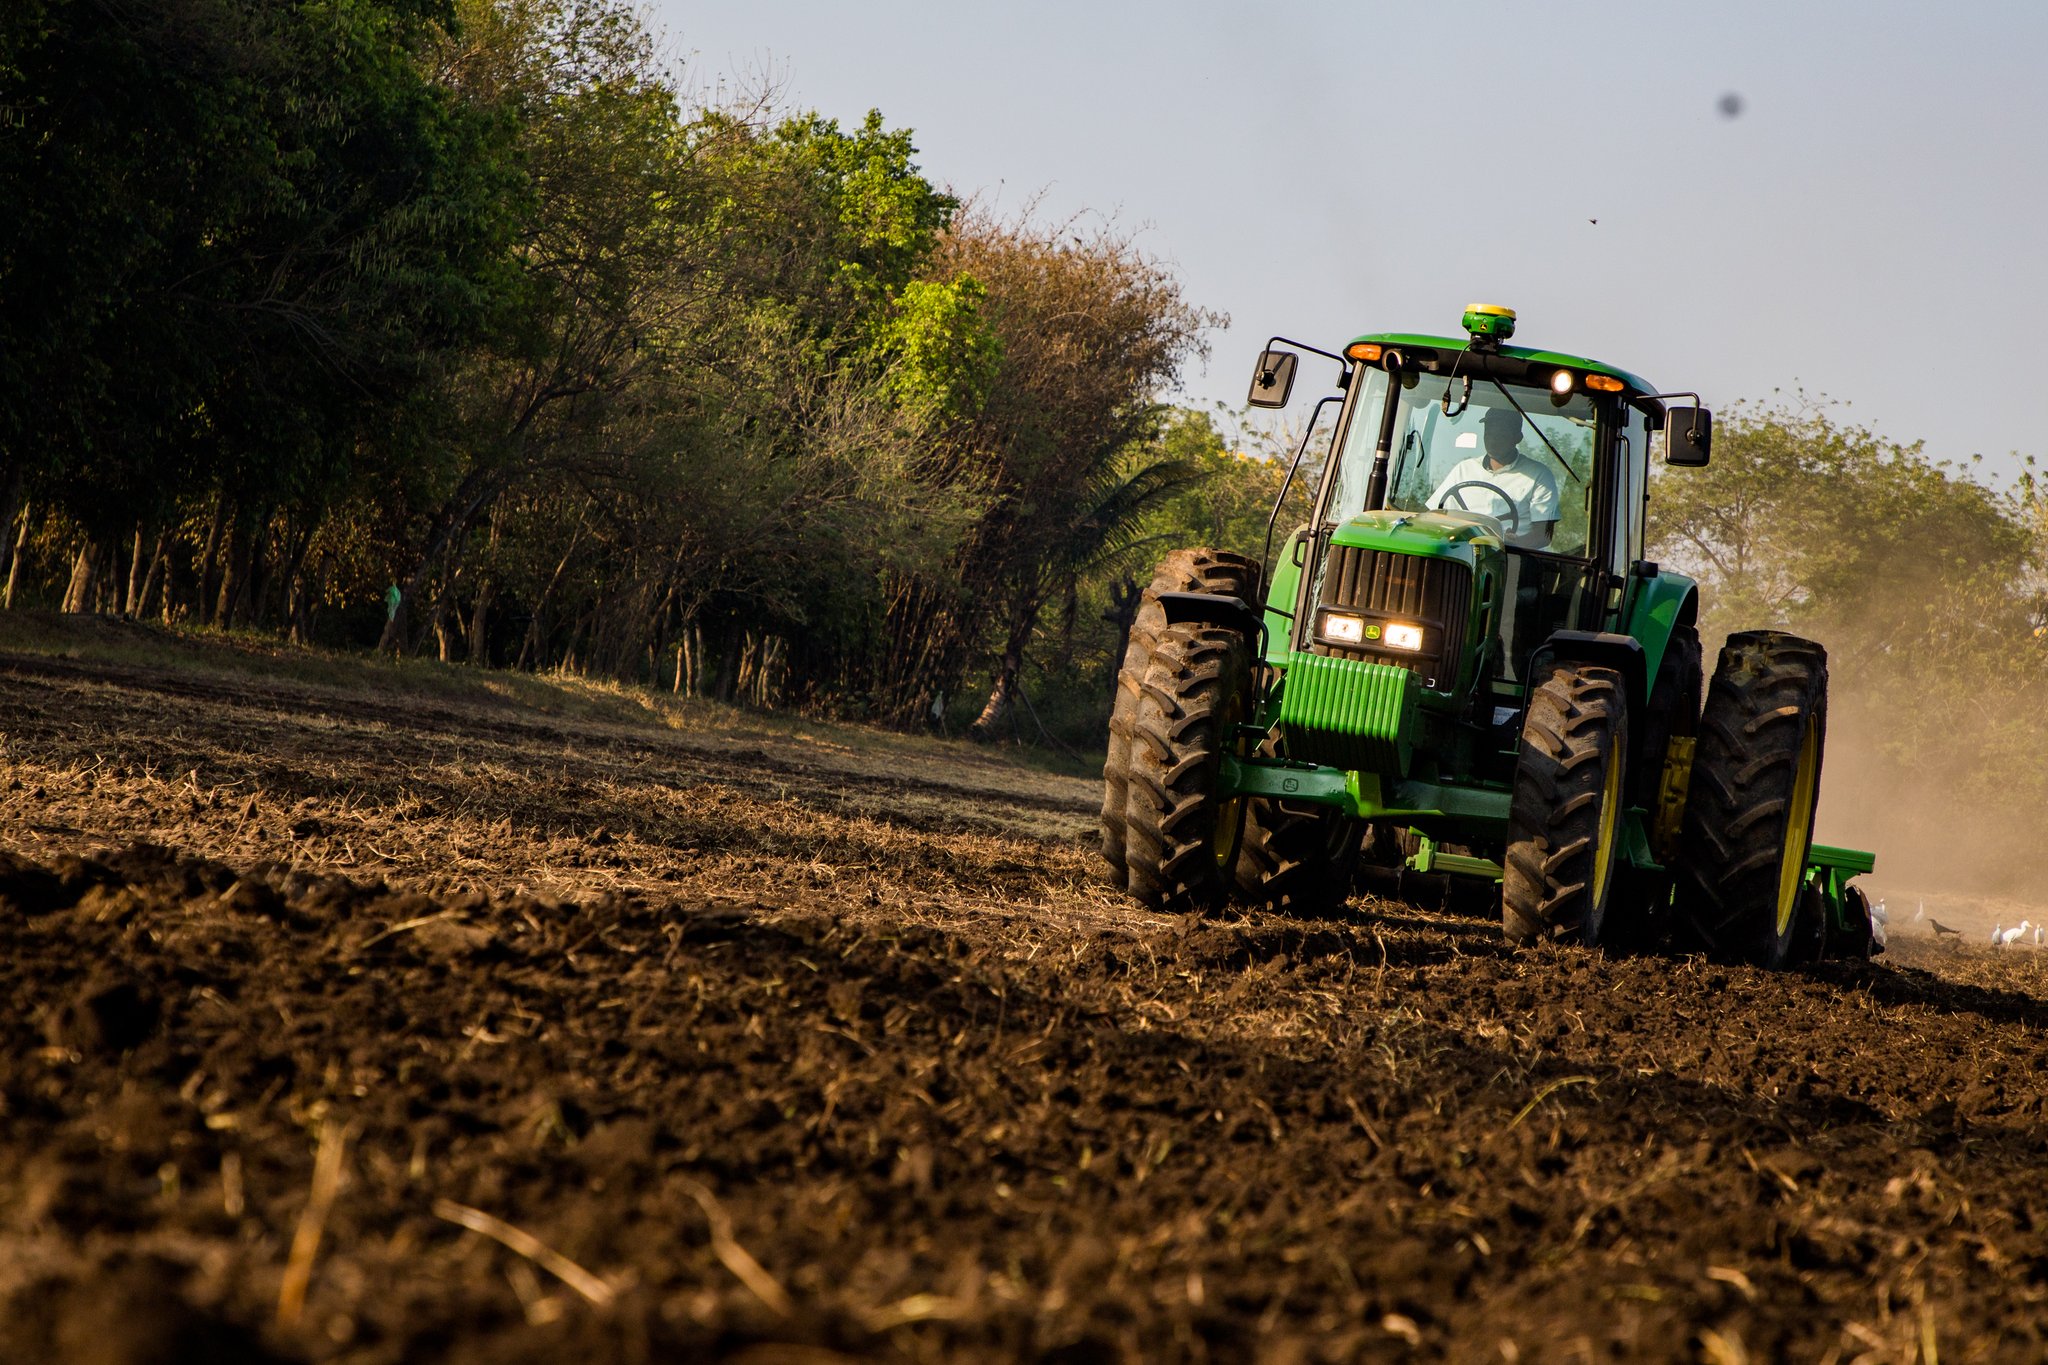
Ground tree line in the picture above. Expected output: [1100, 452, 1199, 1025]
[13, 0, 2041, 860]
[0, 0, 1285, 741]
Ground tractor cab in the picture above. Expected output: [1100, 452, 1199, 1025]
[1300, 305, 1694, 698]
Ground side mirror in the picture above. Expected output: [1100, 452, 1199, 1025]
[1247, 349, 1298, 409]
[1665, 406, 1712, 467]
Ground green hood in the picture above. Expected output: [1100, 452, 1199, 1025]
[1328, 509, 1505, 560]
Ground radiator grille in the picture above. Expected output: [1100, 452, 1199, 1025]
[1311, 545, 1471, 689]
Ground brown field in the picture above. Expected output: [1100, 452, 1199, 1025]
[3, 615, 2047, 1364]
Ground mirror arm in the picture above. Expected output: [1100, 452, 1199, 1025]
[1262, 335, 1353, 382]
[1261, 393, 1345, 589]
[1637, 391, 1706, 434]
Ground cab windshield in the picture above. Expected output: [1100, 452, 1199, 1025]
[1326, 366, 1600, 557]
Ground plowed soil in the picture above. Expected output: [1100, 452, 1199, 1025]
[4, 622, 2048, 1364]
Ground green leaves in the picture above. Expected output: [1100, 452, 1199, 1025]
[876, 276, 1001, 425]
[1647, 399, 2029, 637]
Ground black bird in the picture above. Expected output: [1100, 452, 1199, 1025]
[1929, 918, 1963, 939]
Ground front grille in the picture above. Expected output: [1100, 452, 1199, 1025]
[1310, 545, 1471, 689]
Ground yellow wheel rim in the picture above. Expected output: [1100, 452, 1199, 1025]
[1775, 715, 1822, 935]
[1591, 735, 1624, 909]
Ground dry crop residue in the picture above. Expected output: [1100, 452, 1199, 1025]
[3, 646, 2048, 1364]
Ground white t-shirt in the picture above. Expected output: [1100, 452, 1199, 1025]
[1427, 452, 1560, 548]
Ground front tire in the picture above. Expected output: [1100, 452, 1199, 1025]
[1123, 622, 1255, 913]
[1674, 631, 1828, 969]
[1100, 549, 1259, 886]
[1502, 663, 1631, 946]
[1235, 799, 1362, 917]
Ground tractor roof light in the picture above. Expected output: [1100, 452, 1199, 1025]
[1462, 303, 1516, 344]
[1346, 342, 1383, 362]
[1550, 369, 1575, 395]
[1585, 374, 1624, 393]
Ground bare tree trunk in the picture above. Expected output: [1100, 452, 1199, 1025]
[711, 622, 742, 703]
[137, 526, 172, 621]
[94, 540, 118, 612]
[262, 517, 313, 632]
[1, 504, 27, 610]
[467, 577, 494, 664]
[61, 537, 98, 613]
[1101, 574, 1141, 708]
[0, 468, 24, 590]
[2, 501, 27, 609]
[560, 611, 591, 674]
[877, 578, 975, 730]
[287, 543, 319, 644]
[122, 526, 145, 615]
[516, 518, 585, 670]
[246, 508, 284, 628]
[969, 590, 1043, 740]
[214, 511, 252, 627]
[196, 495, 228, 624]
[433, 575, 461, 663]
[735, 632, 756, 700]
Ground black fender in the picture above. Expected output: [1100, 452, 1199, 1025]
[1155, 591, 1264, 643]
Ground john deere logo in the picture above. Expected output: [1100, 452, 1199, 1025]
[1364, 624, 1383, 641]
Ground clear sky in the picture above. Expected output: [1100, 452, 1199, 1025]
[651, 0, 2047, 480]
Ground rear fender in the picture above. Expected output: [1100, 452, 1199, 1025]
[1623, 571, 1699, 685]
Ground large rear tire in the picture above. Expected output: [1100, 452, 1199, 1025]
[1674, 631, 1828, 969]
[1100, 549, 1259, 887]
[1502, 663, 1631, 946]
[1123, 623, 1256, 913]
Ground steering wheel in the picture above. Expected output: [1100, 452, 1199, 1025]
[1436, 480, 1522, 534]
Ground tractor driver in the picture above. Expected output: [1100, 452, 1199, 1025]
[1426, 406, 1559, 550]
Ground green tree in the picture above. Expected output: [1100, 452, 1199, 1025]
[0, 0, 521, 621]
[870, 207, 1220, 733]
[1647, 399, 2029, 647]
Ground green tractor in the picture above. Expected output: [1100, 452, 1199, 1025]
[1100, 305, 1880, 967]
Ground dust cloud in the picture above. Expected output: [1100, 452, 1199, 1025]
[1817, 675, 2043, 940]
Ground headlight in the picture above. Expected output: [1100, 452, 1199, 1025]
[1384, 623, 1424, 651]
[1323, 612, 1365, 644]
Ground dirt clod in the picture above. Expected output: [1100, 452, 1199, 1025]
[42, 972, 161, 1053]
